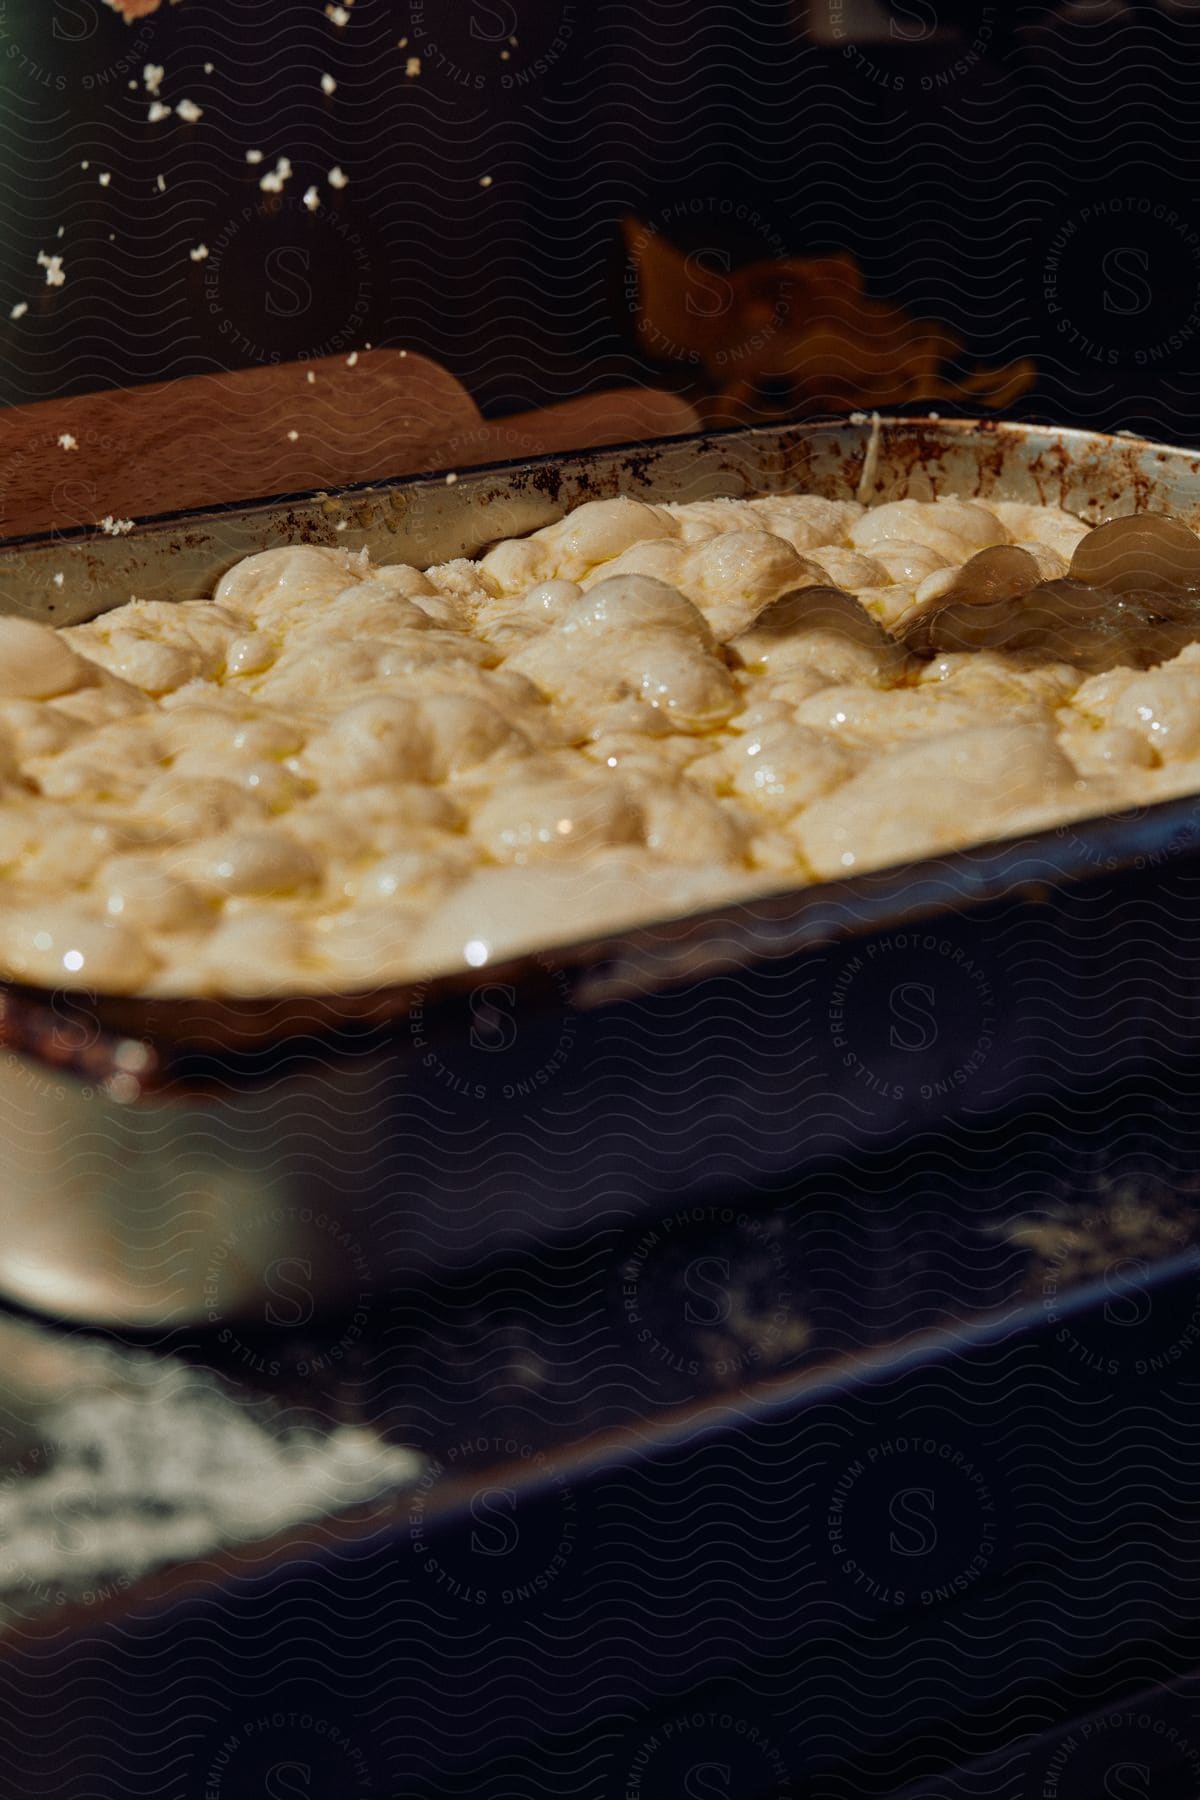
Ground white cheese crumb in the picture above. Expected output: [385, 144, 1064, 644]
[345, 350, 358, 367]
[405, 56, 421, 76]
[57, 433, 78, 451]
[303, 185, 320, 212]
[328, 165, 348, 190]
[480, 175, 493, 188]
[147, 101, 170, 123]
[37, 252, 65, 289]
[326, 4, 351, 23]
[398, 36, 408, 48]
[260, 156, 293, 195]
[204, 61, 214, 74]
[445, 472, 458, 485]
[81, 161, 89, 170]
[321, 73, 337, 95]
[305, 370, 316, 384]
[10, 303, 27, 320]
[176, 98, 202, 123]
[399, 348, 407, 357]
[98, 172, 112, 187]
[98, 515, 135, 536]
[286, 429, 299, 442]
[57, 226, 65, 238]
[52, 572, 64, 588]
[189, 243, 209, 262]
[156, 174, 166, 192]
[245, 148, 264, 165]
[335, 519, 348, 530]
[143, 63, 164, 95]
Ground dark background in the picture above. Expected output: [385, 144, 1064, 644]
[0, 0, 1197, 439]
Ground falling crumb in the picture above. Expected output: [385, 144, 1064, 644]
[479, 175, 493, 188]
[36, 252, 65, 289]
[326, 3, 351, 22]
[57, 226, 65, 239]
[245, 148, 264, 165]
[156, 174, 166, 192]
[189, 243, 209, 262]
[445, 472, 458, 485]
[320, 73, 337, 95]
[143, 63, 164, 94]
[345, 351, 358, 367]
[501, 50, 510, 60]
[52, 572, 64, 588]
[286, 429, 299, 442]
[260, 156, 293, 195]
[175, 98, 202, 123]
[305, 370, 316, 384]
[303, 185, 320, 212]
[398, 36, 408, 48]
[98, 515, 135, 536]
[98, 172, 112, 187]
[328, 165, 348, 190]
[405, 56, 421, 77]
[10, 303, 27, 321]
[335, 519, 348, 531]
[203, 61, 214, 74]
[57, 433, 79, 451]
[81, 161, 90, 170]
[147, 101, 170, 122]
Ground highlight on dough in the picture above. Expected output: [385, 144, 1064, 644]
[0, 492, 1198, 997]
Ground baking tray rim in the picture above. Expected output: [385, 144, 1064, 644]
[0, 409, 1194, 556]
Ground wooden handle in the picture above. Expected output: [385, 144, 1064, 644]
[444, 389, 702, 466]
[0, 351, 482, 538]
[0, 356, 702, 540]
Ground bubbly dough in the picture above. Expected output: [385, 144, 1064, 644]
[0, 487, 1188, 996]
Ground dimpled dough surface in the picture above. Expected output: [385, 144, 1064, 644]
[0, 490, 1177, 996]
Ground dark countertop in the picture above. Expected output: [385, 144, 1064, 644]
[1, 1077, 1199, 1797]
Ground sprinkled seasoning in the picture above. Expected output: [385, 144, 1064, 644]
[260, 156, 293, 195]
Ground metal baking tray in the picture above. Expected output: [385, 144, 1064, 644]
[1, 415, 1199, 1328]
